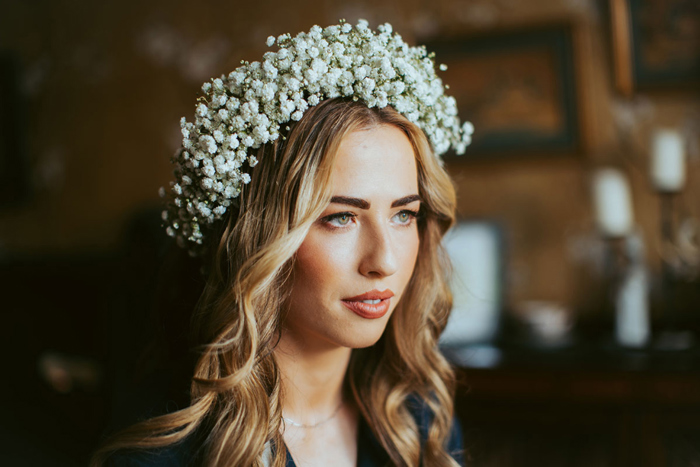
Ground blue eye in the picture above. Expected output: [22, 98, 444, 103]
[334, 214, 351, 225]
[394, 210, 418, 225]
[322, 212, 355, 228]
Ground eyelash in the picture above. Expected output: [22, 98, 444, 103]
[320, 209, 420, 230]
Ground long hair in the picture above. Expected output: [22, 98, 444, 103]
[92, 98, 458, 467]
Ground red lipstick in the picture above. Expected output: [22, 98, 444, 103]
[342, 289, 394, 319]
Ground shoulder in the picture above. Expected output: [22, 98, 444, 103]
[104, 438, 200, 467]
[406, 395, 464, 466]
[106, 450, 181, 467]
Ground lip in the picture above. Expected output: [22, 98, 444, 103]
[343, 289, 395, 301]
[342, 289, 394, 319]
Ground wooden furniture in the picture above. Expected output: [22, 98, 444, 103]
[446, 344, 700, 467]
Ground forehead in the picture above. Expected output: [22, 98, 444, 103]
[330, 124, 418, 199]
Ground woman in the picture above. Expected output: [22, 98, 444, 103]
[93, 20, 473, 467]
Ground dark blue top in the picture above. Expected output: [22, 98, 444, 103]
[109, 400, 464, 466]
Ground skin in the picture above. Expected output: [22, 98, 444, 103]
[275, 124, 421, 466]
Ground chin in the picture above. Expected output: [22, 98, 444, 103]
[335, 320, 390, 349]
[346, 335, 384, 349]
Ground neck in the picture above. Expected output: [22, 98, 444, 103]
[274, 331, 352, 424]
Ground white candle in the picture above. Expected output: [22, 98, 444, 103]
[616, 261, 651, 348]
[651, 129, 686, 192]
[592, 168, 634, 237]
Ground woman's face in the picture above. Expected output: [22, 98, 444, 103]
[284, 124, 421, 350]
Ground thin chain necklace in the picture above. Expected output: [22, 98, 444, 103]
[282, 400, 344, 429]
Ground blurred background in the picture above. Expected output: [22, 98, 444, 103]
[1, 0, 698, 465]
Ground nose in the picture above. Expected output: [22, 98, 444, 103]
[358, 223, 399, 278]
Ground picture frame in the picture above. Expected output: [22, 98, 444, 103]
[439, 220, 505, 347]
[609, 0, 700, 96]
[426, 24, 581, 158]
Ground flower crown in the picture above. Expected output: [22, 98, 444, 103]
[161, 19, 474, 255]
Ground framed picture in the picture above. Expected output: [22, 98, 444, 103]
[426, 24, 581, 158]
[440, 220, 505, 347]
[610, 0, 700, 96]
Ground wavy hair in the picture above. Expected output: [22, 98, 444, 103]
[92, 98, 458, 467]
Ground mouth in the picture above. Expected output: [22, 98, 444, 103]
[342, 289, 394, 319]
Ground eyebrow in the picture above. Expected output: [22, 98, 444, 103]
[329, 194, 421, 210]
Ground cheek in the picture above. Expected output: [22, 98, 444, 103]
[406, 240, 420, 283]
[399, 228, 420, 271]
[292, 231, 351, 295]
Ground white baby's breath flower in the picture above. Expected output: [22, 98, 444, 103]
[201, 177, 214, 189]
[232, 115, 245, 130]
[332, 42, 345, 55]
[213, 94, 227, 108]
[202, 165, 215, 178]
[199, 135, 217, 154]
[337, 55, 352, 68]
[226, 98, 240, 111]
[229, 135, 240, 149]
[361, 77, 376, 93]
[353, 65, 368, 81]
[281, 99, 296, 117]
[286, 77, 301, 91]
[198, 203, 212, 218]
[376, 90, 388, 108]
[262, 82, 277, 101]
[305, 68, 319, 83]
[309, 25, 322, 40]
[253, 125, 270, 141]
[462, 121, 475, 135]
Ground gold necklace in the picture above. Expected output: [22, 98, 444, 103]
[282, 401, 344, 429]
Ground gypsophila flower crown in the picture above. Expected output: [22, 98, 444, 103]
[161, 19, 474, 255]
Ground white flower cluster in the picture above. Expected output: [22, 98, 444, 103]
[162, 19, 474, 254]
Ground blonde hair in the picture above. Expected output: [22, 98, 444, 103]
[92, 98, 458, 466]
